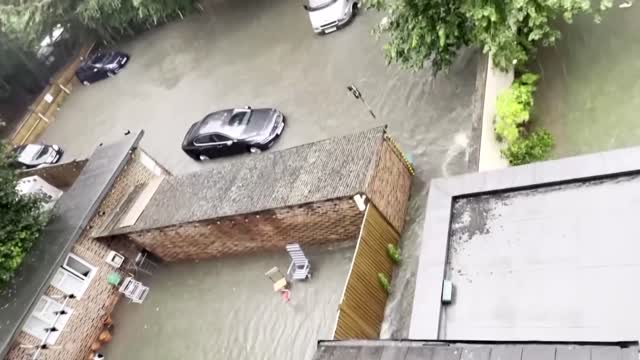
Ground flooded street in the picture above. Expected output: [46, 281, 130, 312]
[102, 247, 354, 360]
[531, 5, 640, 158]
[40, 0, 481, 350]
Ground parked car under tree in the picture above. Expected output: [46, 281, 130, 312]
[76, 51, 130, 85]
[12, 144, 63, 169]
[182, 107, 285, 160]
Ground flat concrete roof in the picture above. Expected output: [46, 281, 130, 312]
[0, 133, 142, 357]
[313, 340, 639, 360]
[410, 145, 640, 341]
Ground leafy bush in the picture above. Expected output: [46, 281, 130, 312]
[501, 129, 554, 166]
[495, 73, 539, 143]
[0, 143, 45, 286]
[387, 244, 401, 264]
[377, 273, 391, 294]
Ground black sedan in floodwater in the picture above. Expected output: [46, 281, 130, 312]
[182, 107, 285, 160]
[76, 51, 129, 85]
[12, 144, 63, 169]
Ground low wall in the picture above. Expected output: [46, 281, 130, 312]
[366, 138, 413, 233]
[18, 159, 88, 191]
[478, 54, 514, 171]
[127, 197, 365, 261]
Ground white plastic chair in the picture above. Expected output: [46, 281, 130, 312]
[286, 243, 311, 280]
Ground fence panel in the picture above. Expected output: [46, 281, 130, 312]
[10, 45, 92, 145]
[333, 203, 400, 340]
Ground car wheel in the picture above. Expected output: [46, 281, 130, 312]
[353, 2, 359, 13]
[107, 72, 115, 77]
[249, 146, 262, 154]
[82, 80, 90, 86]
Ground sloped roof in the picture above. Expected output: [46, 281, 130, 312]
[0, 133, 142, 358]
[106, 126, 386, 235]
[313, 340, 639, 360]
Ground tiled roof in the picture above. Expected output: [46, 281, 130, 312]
[109, 126, 386, 234]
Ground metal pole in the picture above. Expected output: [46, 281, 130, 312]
[346, 84, 376, 120]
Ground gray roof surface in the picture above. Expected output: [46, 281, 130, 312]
[110, 126, 385, 235]
[0, 133, 142, 358]
[412, 144, 640, 340]
[313, 340, 639, 360]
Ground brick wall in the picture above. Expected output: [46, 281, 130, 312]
[5, 151, 157, 360]
[127, 197, 365, 262]
[366, 139, 412, 233]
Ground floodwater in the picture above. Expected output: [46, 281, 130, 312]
[531, 4, 640, 158]
[102, 246, 354, 360]
[40, 0, 481, 344]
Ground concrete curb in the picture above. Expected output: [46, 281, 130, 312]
[478, 54, 513, 172]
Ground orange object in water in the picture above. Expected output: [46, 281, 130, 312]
[281, 289, 291, 303]
[98, 330, 112, 343]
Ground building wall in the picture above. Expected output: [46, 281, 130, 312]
[5, 151, 157, 360]
[127, 197, 364, 262]
[366, 139, 413, 233]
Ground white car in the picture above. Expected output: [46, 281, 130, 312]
[303, 0, 358, 34]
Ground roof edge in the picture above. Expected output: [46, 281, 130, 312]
[0, 131, 144, 358]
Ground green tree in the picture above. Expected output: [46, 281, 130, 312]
[367, 0, 612, 72]
[0, 143, 46, 286]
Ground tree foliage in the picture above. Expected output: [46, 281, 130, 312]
[0, 143, 46, 286]
[0, 0, 196, 50]
[495, 73, 538, 143]
[367, 0, 612, 72]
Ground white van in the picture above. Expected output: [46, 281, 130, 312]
[16, 176, 64, 212]
[303, 0, 358, 34]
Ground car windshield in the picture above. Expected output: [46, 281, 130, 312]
[304, 0, 338, 11]
[89, 53, 109, 66]
[17, 145, 46, 163]
[227, 111, 251, 127]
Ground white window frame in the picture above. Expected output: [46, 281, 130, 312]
[23, 296, 74, 345]
[50, 253, 97, 298]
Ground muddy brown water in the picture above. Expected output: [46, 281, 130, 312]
[102, 247, 354, 360]
[40, 0, 481, 357]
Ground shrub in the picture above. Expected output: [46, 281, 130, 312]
[387, 244, 401, 264]
[495, 73, 539, 143]
[502, 129, 554, 166]
[377, 273, 391, 294]
[0, 143, 45, 286]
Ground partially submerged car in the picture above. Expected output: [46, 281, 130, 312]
[76, 51, 129, 85]
[182, 107, 285, 160]
[303, 0, 358, 34]
[12, 144, 63, 169]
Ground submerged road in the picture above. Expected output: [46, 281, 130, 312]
[42, 0, 481, 357]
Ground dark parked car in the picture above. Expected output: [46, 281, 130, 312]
[12, 144, 63, 169]
[182, 107, 285, 160]
[76, 51, 129, 85]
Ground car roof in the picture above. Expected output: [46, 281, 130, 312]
[197, 110, 233, 135]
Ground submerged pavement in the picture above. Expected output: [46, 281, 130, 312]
[41, 0, 482, 345]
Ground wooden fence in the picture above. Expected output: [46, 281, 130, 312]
[333, 203, 400, 340]
[10, 45, 93, 146]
